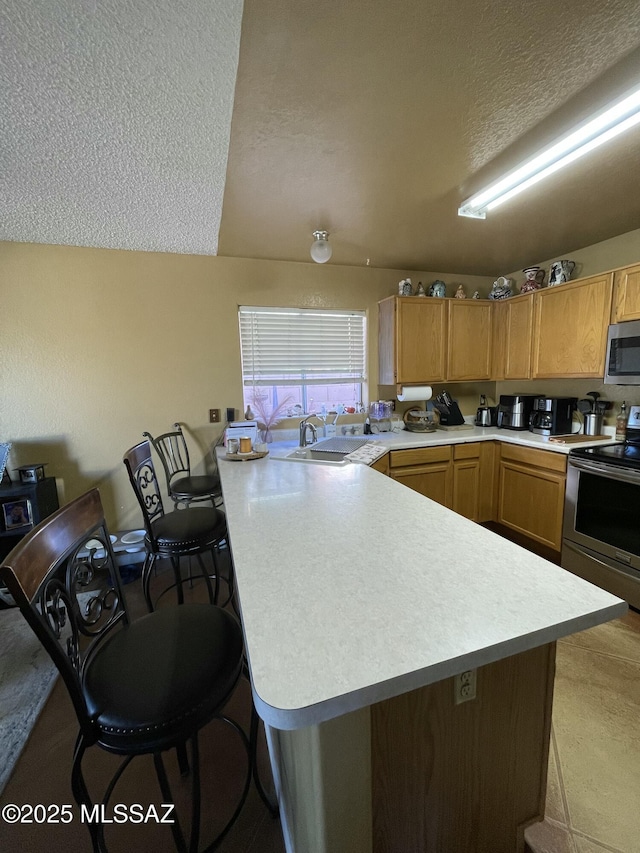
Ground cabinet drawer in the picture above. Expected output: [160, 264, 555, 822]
[389, 445, 452, 468]
[499, 443, 567, 474]
[453, 443, 481, 460]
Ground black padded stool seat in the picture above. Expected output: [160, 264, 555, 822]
[170, 473, 221, 502]
[151, 505, 226, 551]
[84, 604, 243, 754]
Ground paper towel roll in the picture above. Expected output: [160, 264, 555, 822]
[397, 385, 433, 402]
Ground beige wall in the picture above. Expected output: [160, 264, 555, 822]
[4, 228, 640, 530]
[1, 241, 492, 528]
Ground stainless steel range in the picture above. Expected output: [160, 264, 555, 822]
[562, 405, 640, 609]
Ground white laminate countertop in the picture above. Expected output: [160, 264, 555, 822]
[217, 431, 625, 731]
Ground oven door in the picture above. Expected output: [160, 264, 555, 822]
[562, 457, 640, 607]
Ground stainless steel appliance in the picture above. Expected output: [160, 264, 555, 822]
[562, 404, 640, 609]
[529, 397, 577, 436]
[475, 395, 498, 427]
[605, 319, 640, 384]
[497, 394, 537, 431]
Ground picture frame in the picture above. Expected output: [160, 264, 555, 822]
[3, 498, 33, 530]
[0, 443, 11, 486]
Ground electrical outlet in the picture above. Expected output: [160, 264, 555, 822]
[209, 409, 220, 423]
[454, 669, 477, 704]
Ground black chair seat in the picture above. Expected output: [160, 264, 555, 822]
[151, 506, 226, 551]
[84, 604, 243, 753]
[171, 473, 220, 499]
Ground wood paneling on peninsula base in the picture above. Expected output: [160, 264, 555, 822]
[372, 643, 555, 853]
[267, 644, 555, 853]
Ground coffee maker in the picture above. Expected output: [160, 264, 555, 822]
[529, 397, 577, 436]
[496, 395, 537, 431]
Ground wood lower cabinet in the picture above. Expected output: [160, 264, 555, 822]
[496, 444, 567, 551]
[388, 442, 494, 523]
[612, 262, 640, 322]
[387, 440, 567, 551]
[531, 273, 613, 378]
[452, 442, 496, 523]
[389, 445, 452, 506]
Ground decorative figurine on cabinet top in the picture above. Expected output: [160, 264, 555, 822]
[398, 277, 413, 296]
[488, 276, 513, 300]
[428, 280, 446, 298]
[454, 284, 466, 298]
[548, 260, 575, 287]
[416, 281, 426, 297]
[520, 266, 545, 293]
[472, 290, 480, 299]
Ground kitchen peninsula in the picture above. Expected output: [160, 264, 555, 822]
[217, 445, 625, 853]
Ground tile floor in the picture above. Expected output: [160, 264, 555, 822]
[1, 557, 638, 853]
[525, 609, 640, 853]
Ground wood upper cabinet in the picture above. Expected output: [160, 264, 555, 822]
[378, 296, 447, 385]
[612, 263, 640, 322]
[496, 444, 567, 551]
[493, 294, 534, 380]
[446, 299, 493, 380]
[531, 273, 613, 378]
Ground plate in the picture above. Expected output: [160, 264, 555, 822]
[125, 546, 143, 553]
[121, 529, 145, 545]
[84, 538, 104, 551]
[110, 534, 117, 543]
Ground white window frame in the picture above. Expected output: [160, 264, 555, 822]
[239, 306, 367, 413]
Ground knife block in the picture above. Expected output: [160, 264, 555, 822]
[433, 400, 465, 426]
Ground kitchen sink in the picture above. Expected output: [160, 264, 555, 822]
[274, 437, 371, 465]
[275, 447, 349, 465]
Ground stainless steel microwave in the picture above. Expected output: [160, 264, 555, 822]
[604, 319, 640, 384]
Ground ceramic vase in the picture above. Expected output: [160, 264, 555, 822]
[488, 277, 513, 300]
[520, 267, 545, 293]
[548, 260, 575, 287]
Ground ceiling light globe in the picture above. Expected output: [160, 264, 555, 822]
[310, 230, 332, 263]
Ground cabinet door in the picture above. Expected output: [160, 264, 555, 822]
[496, 449, 566, 551]
[391, 463, 452, 507]
[396, 298, 447, 384]
[452, 458, 480, 520]
[532, 274, 613, 378]
[451, 442, 496, 522]
[612, 264, 640, 322]
[503, 294, 533, 379]
[447, 300, 492, 380]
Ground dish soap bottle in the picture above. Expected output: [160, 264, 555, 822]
[615, 401, 628, 441]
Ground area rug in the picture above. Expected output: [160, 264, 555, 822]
[0, 607, 58, 795]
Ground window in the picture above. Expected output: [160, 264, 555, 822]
[239, 306, 367, 416]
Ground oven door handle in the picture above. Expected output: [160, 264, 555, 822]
[569, 457, 640, 485]
[563, 539, 640, 580]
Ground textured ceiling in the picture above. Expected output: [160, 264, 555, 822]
[0, 0, 243, 254]
[220, 0, 640, 274]
[1, 0, 640, 273]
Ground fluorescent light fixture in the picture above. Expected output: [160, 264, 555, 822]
[459, 83, 640, 219]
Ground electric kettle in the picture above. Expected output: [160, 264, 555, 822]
[475, 395, 493, 427]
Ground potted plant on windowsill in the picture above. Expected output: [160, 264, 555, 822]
[250, 394, 293, 443]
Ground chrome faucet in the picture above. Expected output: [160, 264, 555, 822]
[299, 415, 318, 447]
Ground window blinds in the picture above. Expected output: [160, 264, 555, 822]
[239, 306, 366, 386]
